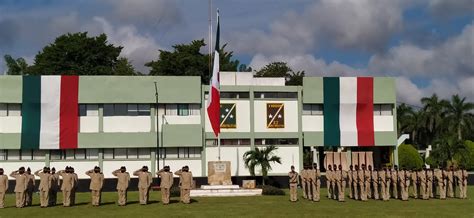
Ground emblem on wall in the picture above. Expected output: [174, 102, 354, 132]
[267, 103, 285, 128]
[220, 103, 237, 128]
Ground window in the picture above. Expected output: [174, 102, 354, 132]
[254, 92, 298, 99]
[374, 104, 393, 116]
[114, 148, 127, 159]
[0, 104, 21, 116]
[165, 104, 177, 115]
[86, 149, 99, 159]
[255, 138, 298, 145]
[103, 104, 150, 116]
[20, 150, 32, 160]
[127, 148, 138, 159]
[138, 148, 151, 159]
[7, 150, 20, 160]
[79, 104, 99, 116]
[206, 139, 251, 146]
[220, 92, 250, 99]
[178, 104, 189, 116]
[303, 104, 323, 115]
[75, 149, 86, 160]
[79, 105, 87, 116]
[103, 149, 114, 159]
[65, 150, 75, 160]
[165, 148, 178, 158]
[189, 104, 200, 115]
[33, 150, 46, 160]
[0, 150, 6, 160]
[157, 147, 201, 158]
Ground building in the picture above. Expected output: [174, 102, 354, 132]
[0, 73, 397, 180]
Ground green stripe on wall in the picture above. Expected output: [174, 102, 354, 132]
[21, 76, 41, 149]
[323, 77, 340, 147]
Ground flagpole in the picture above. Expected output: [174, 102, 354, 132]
[218, 134, 221, 161]
[208, 0, 212, 77]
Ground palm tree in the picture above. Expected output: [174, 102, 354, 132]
[404, 110, 426, 147]
[4, 55, 28, 75]
[445, 95, 474, 140]
[421, 94, 449, 144]
[397, 103, 414, 136]
[243, 145, 282, 185]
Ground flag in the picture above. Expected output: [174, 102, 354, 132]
[21, 75, 79, 150]
[207, 10, 220, 137]
[323, 77, 375, 147]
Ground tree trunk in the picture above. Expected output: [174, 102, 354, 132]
[458, 125, 462, 141]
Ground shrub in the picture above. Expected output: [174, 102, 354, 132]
[398, 144, 423, 170]
[257, 185, 285, 196]
[170, 186, 180, 197]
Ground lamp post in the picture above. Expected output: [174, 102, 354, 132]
[154, 82, 159, 171]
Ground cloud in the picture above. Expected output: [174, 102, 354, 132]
[249, 53, 365, 76]
[91, 17, 162, 73]
[429, 0, 474, 18]
[230, 0, 405, 56]
[369, 22, 474, 78]
[106, 0, 182, 28]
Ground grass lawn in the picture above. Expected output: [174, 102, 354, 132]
[1, 187, 473, 218]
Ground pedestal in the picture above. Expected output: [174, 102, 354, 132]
[207, 161, 232, 185]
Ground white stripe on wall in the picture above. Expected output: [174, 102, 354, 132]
[39, 76, 61, 149]
[339, 77, 358, 146]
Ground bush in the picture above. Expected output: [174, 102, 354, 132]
[257, 185, 285, 196]
[398, 144, 423, 170]
[170, 186, 180, 197]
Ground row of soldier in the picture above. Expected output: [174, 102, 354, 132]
[0, 165, 193, 208]
[290, 164, 468, 202]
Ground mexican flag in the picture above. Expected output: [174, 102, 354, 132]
[323, 77, 374, 147]
[21, 76, 79, 150]
[207, 10, 221, 137]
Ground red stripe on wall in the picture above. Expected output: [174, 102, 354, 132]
[207, 86, 220, 137]
[356, 77, 375, 146]
[59, 76, 79, 149]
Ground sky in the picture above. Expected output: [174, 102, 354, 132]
[0, 0, 473, 105]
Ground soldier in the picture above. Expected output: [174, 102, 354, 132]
[366, 165, 373, 199]
[379, 167, 388, 201]
[400, 167, 410, 201]
[112, 166, 130, 206]
[348, 165, 353, 199]
[306, 166, 313, 201]
[371, 166, 379, 200]
[311, 163, 321, 202]
[288, 165, 299, 202]
[157, 166, 174, 205]
[10, 167, 28, 208]
[332, 164, 338, 200]
[434, 166, 446, 200]
[34, 167, 52, 208]
[352, 165, 359, 200]
[133, 166, 152, 205]
[410, 169, 418, 199]
[49, 167, 60, 206]
[58, 166, 76, 207]
[0, 168, 8, 209]
[460, 166, 467, 199]
[391, 165, 399, 199]
[426, 168, 434, 198]
[419, 166, 428, 200]
[300, 166, 308, 199]
[359, 164, 368, 201]
[326, 165, 333, 199]
[337, 165, 347, 202]
[446, 166, 455, 198]
[25, 167, 35, 207]
[175, 166, 193, 204]
[70, 167, 79, 205]
[86, 166, 104, 206]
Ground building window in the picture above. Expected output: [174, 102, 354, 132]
[254, 92, 297, 99]
[0, 104, 22, 117]
[103, 148, 114, 159]
[374, 104, 393, 116]
[220, 92, 250, 99]
[7, 150, 20, 160]
[138, 148, 151, 159]
[177, 104, 189, 116]
[205, 139, 251, 146]
[255, 138, 299, 145]
[20, 150, 32, 160]
[103, 104, 151, 116]
[165, 104, 177, 115]
[303, 104, 323, 115]
[86, 149, 99, 159]
[114, 148, 127, 159]
[0, 150, 6, 160]
[50, 149, 87, 160]
[157, 147, 201, 159]
[33, 150, 46, 160]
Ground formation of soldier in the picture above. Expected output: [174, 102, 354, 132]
[291, 164, 468, 202]
[0, 165, 193, 208]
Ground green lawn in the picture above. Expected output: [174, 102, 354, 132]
[1, 187, 473, 218]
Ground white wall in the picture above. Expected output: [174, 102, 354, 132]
[163, 159, 202, 178]
[302, 115, 323, 131]
[254, 101, 299, 133]
[267, 146, 300, 175]
[0, 117, 21, 133]
[79, 117, 99, 133]
[374, 116, 394, 131]
[1, 162, 44, 180]
[206, 146, 252, 176]
[103, 116, 151, 132]
[50, 161, 99, 179]
[205, 100, 250, 133]
[103, 160, 152, 179]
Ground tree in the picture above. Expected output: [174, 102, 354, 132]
[403, 110, 426, 147]
[428, 135, 466, 167]
[27, 32, 123, 75]
[421, 94, 449, 144]
[255, 61, 305, 86]
[445, 95, 474, 140]
[398, 144, 423, 170]
[114, 57, 139, 75]
[4, 55, 28, 75]
[243, 145, 282, 185]
[146, 39, 246, 84]
[397, 103, 414, 136]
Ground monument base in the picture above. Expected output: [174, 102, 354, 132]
[207, 161, 232, 185]
[191, 185, 262, 197]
